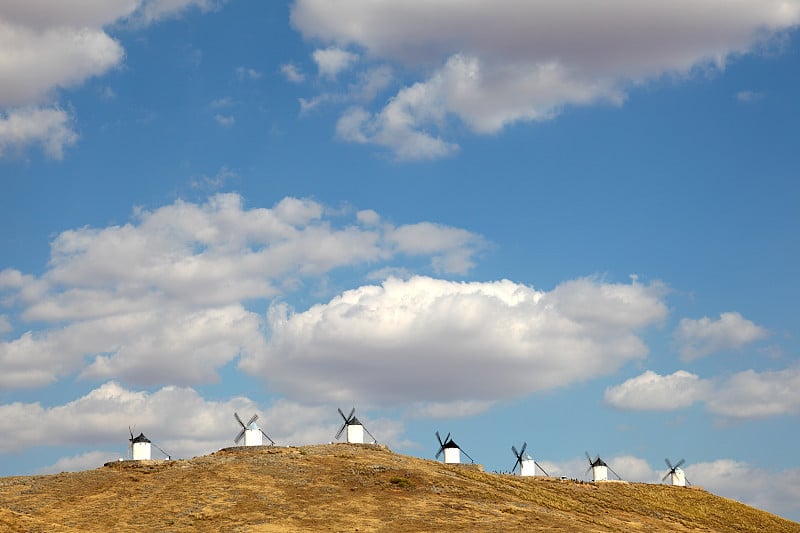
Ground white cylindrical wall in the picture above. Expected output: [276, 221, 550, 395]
[132, 442, 151, 460]
[671, 468, 686, 486]
[443, 447, 461, 464]
[592, 465, 608, 481]
[347, 424, 364, 444]
[520, 458, 536, 476]
[244, 428, 263, 446]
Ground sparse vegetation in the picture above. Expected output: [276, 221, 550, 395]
[389, 476, 411, 488]
[0, 444, 796, 532]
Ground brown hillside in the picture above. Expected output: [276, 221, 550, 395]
[0, 444, 797, 532]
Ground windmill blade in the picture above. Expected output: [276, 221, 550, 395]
[234, 428, 246, 444]
[607, 465, 623, 480]
[519, 442, 527, 458]
[362, 425, 378, 444]
[234, 412, 246, 429]
[153, 442, 171, 459]
[585, 466, 592, 476]
[246, 413, 258, 427]
[535, 461, 550, 477]
[128, 426, 135, 441]
[674, 458, 686, 469]
[346, 407, 355, 423]
[664, 458, 674, 470]
[686, 477, 692, 487]
[436, 431, 444, 447]
[662, 471, 671, 482]
[511, 445, 520, 459]
[335, 422, 347, 440]
[585, 451, 592, 464]
[461, 448, 475, 463]
[444, 433, 451, 445]
[511, 457, 521, 473]
[260, 430, 275, 446]
[338, 407, 348, 422]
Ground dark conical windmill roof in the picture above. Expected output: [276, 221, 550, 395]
[592, 457, 608, 467]
[348, 416, 362, 426]
[131, 433, 151, 444]
[444, 439, 460, 449]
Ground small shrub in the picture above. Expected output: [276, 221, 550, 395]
[389, 476, 411, 488]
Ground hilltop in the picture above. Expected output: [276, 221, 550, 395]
[0, 444, 797, 532]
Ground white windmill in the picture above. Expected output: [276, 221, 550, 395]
[511, 442, 549, 477]
[435, 431, 473, 464]
[234, 412, 275, 447]
[128, 427, 170, 460]
[130, 431, 151, 460]
[663, 458, 690, 487]
[335, 407, 377, 444]
[585, 452, 622, 482]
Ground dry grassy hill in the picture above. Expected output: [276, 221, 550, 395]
[0, 444, 797, 532]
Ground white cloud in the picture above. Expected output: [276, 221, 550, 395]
[239, 275, 667, 405]
[281, 63, 306, 83]
[190, 165, 238, 191]
[676, 311, 769, 360]
[0, 382, 405, 461]
[312, 46, 358, 79]
[356, 209, 380, 226]
[407, 400, 495, 419]
[298, 66, 393, 116]
[292, 0, 800, 158]
[605, 370, 712, 410]
[0, 106, 79, 159]
[605, 367, 800, 419]
[235, 66, 262, 80]
[0, 19, 124, 107]
[133, 0, 226, 25]
[37, 451, 121, 474]
[0, 0, 224, 158]
[214, 113, 235, 127]
[335, 75, 461, 160]
[736, 90, 765, 102]
[98, 85, 116, 100]
[210, 97, 234, 109]
[706, 368, 800, 418]
[0, 194, 483, 389]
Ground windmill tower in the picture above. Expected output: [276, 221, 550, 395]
[129, 430, 151, 460]
[335, 407, 377, 444]
[511, 442, 549, 477]
[234, 412, 275, 447]
[663, 458, 689, 487]
[585, 452, 621, 482]
[435, 431, 473, 464]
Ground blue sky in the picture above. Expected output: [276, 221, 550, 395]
[1, 0, 799, 521]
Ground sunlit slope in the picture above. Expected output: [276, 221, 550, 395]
[0, 444, 797, 532]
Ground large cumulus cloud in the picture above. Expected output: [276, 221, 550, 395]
[0, 194, 484, 389]
[240, 275, 668, 404]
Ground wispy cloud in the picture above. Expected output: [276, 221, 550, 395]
[281, 63, 306, 83]
[675, 312, 769, 361]
[291, 0, 800, 159]
[214, 113, 235, 127]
